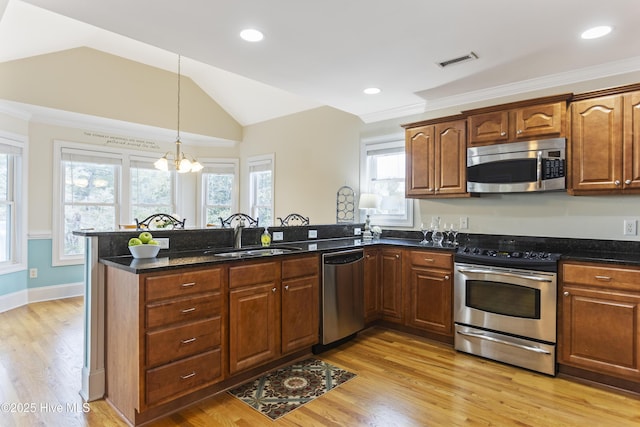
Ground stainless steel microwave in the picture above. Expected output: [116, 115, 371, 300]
[466, 138, 566, 193]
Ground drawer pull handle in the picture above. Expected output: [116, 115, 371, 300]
[181, 307, 196, 314]
[180, 372, 196, 380]
[181, 337, 197, 344]
[424, 258, 434, 262]
[595, 275, 612, 281]
[181, 282, 196, 288]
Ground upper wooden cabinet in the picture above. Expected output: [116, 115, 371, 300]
[464, 96, 570, 147]
[569, 89, 640, 194]
[404, 117, 468, 198]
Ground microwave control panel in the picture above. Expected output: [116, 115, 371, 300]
[542, 158, 565, 179]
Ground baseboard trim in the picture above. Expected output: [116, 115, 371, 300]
[0, 282, 84, 313]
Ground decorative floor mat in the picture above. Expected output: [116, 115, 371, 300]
[228, 358, 356, 420]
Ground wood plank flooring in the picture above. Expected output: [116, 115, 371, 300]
[1, 297, 639, 426]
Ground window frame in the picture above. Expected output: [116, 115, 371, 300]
[52, 141, 178, 266]
[360, 137, 413, 228]
[128, 155, 177, 224]
[0, 134, 26, 274]
[247, 153, 275, 227]
[197, 158, 239, 227]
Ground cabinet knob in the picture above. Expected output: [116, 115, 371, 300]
[444, 275, 450, 280]
[625, 179, 632, 185]
[272, 287, 277, 292]
[563, 291, 569, 296]
[500, 131, 506, 136]
[284, 285, 289, 290]
[517, 129, 523, 134]
[395, 254, 400, 259]
[615, 180, 621, 186]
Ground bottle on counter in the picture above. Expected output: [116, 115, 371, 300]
[261, 227, 271, 247]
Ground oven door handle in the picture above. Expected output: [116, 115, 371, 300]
[456, 268, 553, 283]
[457, 330, 552, 355]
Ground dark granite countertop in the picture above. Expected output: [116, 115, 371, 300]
[560, 249, 640, 266]
[100, 237, 456, 274]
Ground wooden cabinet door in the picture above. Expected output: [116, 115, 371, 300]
[281, 275, 319, 354]
[570, 95, 624, 192]
[364, 248, 381, 323]
[560, 284, 640, 381]
[406, 266, 452, 336]
[468, 111, 509, 145]
[434, 120, 467, 195]
[513, 102, 565, 140]
[405, 125, 435, 196]
[380, 248, 403, 323]
[229, 282, 279, 374]
[623, 91, 640, 189]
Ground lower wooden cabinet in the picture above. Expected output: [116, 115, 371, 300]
[560, 261, 640, 382]
[380, 248, 403, 323]
[404, 250, 453, 337]
[364, 248, 382, 323]
[228, 255, 319, 375]
[105, 265, 226, 423]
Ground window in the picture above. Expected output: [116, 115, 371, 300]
[130, 157, 175, 223]
[361, 139, 413, 227]
[59, 148, 121, 259]
[0, 139, 24, 270]
[248, 154, 274, 227]
[200, 160, 239, 226]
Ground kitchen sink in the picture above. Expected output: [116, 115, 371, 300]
[206, 246, 302, 259]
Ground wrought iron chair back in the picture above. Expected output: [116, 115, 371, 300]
[277, 213, 310, 226]
[219, 213, 259, 228]
[135, 213, 185, 230]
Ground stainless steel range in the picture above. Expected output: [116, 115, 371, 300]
[454, 244, 561, 375]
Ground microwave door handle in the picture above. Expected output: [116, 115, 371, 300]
[456, 268, 553, 283]
[536, 151, 543, 188]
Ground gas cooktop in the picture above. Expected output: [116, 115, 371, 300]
[455, 246, 562, 272]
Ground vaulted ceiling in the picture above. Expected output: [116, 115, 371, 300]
[2, 0, 640, 125]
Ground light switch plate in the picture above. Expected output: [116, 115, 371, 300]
[273, 231, 284, 241]
[354, 228, 362, 235]
[308, 229, 318, 239]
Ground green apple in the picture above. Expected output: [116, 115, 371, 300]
[128, 237, 143, 246]
[138, 231, 153, 244]
[148, 240, 159, 245]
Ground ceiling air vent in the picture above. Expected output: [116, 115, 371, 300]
[438, 52, 478, 68]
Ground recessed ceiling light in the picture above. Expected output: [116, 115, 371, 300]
[581, 25, 612, 40]
[363, 87, 381, 95]
[240, 28, 264, 42]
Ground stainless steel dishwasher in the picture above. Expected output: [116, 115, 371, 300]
[319, 248, 365, 347]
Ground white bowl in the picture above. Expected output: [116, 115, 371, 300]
[128, 244, 160, 259]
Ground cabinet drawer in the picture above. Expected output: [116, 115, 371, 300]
[145, 268, 222, 301]
[146, 293, 221, 329]
[282, 255, 319, 280]
[563, 263, 640, 292]
[146, 317, 221, 367]
[408, 250, 452, 269]
[146, 348, 222, 406]
[229, 261, 279, 288]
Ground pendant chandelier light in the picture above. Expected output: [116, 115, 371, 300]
[154, 55, 203, 173]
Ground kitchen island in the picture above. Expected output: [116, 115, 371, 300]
[75, 224, 640, 424]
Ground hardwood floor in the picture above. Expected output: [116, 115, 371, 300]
[1, 297, 638, 426]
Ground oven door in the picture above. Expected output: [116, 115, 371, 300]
[454, 262, 557, 343]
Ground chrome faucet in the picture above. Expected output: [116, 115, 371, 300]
[233, 219, 245, 249]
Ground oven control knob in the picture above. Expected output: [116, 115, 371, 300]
[511, 252, 522, 258]
[473, 247, 481, 254]
[463, 246, 471, 253]
[529, 252, 538, 258]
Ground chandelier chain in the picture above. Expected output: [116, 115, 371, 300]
[177, 55, 181, 141]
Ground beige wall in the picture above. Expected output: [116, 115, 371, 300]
[0, 47, 242, 142]
[5, 47, 640, 241]
[240, 107, 363, 225]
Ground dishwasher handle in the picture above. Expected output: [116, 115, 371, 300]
[323, 249, 364, 265]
